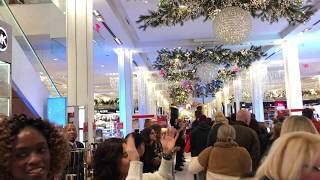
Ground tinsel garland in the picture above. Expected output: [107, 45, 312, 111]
[137, 0, 314, 30]
[155, 45, 266, 104]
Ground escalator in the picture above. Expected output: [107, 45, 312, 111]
[0, 0, 62, 117]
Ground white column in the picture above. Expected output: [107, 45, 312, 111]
[283, 40, 303, 115]
[215, 91, 223, 113]
[116, 49, 133, 136]
[137, 70, 148, 129]
[67, 0, 94, 143]
[147, 83, 156, 115]
[250, 64, 265, 122]
[223, 85, 230, 116]
[233, 78, 242, 112]
[207, 101, 214, 118]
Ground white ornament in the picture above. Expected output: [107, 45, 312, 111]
[213, 7, 252, 44]
[196, 62, 219, 84]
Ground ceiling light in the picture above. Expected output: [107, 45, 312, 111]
[93, 10, 101, 17]
[96, 17, 104, 22]
[303, 27, 312, 33]
[101, 22, 123, 46]
[114, 38, 123, 45]
[101, 65, 105, 68]
[53, 58, 58, 61]
[93, 10, 104, 22]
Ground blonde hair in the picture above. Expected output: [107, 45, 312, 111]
[217, 124, 236, 142]
[214, 112, 228, 126]
[256, 132, 320, 180]
[281, 115, 318, 136]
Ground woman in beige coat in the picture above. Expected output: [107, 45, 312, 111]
[189, 124, 252, 180]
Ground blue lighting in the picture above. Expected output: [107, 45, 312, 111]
[47, 97, 67, 126]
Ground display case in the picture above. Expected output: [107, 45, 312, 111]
[94, 111, 120, 140]
[0, 61, 11, 116]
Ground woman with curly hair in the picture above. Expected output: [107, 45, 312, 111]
[0, 114, 70, 180]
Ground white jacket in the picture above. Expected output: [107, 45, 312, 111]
[126, 158, 173, 180]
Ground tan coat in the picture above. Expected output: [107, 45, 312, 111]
[198, 141, 252, 178]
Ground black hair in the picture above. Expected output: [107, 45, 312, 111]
[125, 132, 144, 148]
[141, 127, 154, 144]
[93, 138, 125, 180]
[150, 124, 161, 134]
[0, 114, 70, 180]
[302, 108, 314, 120]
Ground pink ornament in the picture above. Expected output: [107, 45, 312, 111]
[159, 69, 165, 77]
[232, 65, 240, 72]
[182, 80, 191, 90]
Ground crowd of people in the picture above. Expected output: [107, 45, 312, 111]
[0, 114, 179, 180]
[0, 107, 319, 180]
[187, 107, 320, 180]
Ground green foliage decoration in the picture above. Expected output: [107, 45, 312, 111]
[137, 0, 315, 30]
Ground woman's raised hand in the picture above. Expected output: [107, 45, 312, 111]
[161, 128, 179, 154]
[127, 135, 140, 161]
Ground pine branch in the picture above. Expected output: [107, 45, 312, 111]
[137, 0, 315, 30]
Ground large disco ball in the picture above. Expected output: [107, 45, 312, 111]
[196, 62, 219, 84]
[213, 7, 252, 44]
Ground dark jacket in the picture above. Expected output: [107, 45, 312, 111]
[65, 141, 85, 180]
[141, 143, 157, 173]
[233, 121, 260, 171]
[206, 123, 224, 147]
[190, 122, 211, 157]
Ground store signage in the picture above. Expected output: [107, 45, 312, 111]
[99, 109, 109, 114]
[0, 20, 12, 63]
[0, 27, 8, 51]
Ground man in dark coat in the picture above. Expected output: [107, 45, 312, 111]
[65, 123, 84, 180]
[233, 109, 260, 172]
[190, 115, 210, 180]
[191, 115, 211, 157]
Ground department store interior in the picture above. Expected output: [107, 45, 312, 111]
[1, 0, 320, 180]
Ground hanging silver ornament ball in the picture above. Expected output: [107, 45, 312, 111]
[196, 62, 219, 84]
[213, 7, 252, 44]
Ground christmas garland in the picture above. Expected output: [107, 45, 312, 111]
[264, 89, 320, 100]
[154, 45, 266, 104]
[94, 98, 119, 108]
[137, 0, 314, 30]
